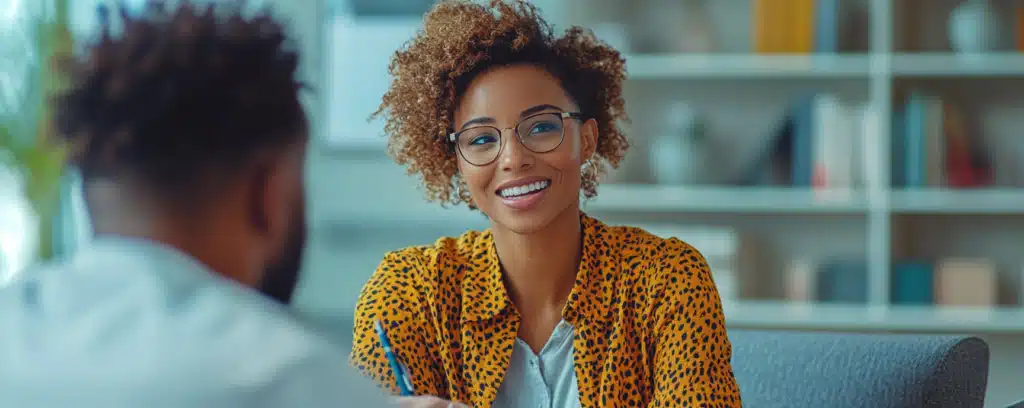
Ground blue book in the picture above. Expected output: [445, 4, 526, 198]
[904, 93, 927, 187]
[891, 107, 907, 187]
[817, 259, 868, 304]
[891, 261, 934, 305]
[814, 0, 841, 53]
[790, 95, 816, 186]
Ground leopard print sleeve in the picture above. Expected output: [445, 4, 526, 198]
[649, 238, 742, 407]
[349, 248, 449, 398]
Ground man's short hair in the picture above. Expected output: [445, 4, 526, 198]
[52, 0, 309, 198]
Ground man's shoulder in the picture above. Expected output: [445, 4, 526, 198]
[0, 256, 391, 407]
[169, 291, 392, 406]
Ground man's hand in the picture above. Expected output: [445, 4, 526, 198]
[393, 396, 469, 408]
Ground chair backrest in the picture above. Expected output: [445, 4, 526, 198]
[727, 329, 990, 408]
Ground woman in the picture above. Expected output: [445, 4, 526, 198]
[349, 1, 742, 407]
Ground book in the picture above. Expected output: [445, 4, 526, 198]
[891, 261, 933, 305]
[934, 258, 997, 307]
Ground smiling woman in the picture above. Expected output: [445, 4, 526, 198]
[347, 1, 743, 407]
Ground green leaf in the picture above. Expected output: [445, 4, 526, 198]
[0, 0, 73, 262]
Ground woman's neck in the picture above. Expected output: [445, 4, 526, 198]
[491, 206, 583, 316]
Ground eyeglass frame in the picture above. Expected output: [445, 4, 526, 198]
[447, 111, 586, 166]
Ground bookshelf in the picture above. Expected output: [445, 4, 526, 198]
[544, 0, 1024, 331]
[891, 52, 1024, 76]
[625, 52, 1024, 80]
[890, 188, 1024, 213]
[583, 185, 1024, 215]
[585, 185, 872, 213]
[625, 53, 873, 79]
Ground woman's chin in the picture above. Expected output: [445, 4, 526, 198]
[485, 200, 575, 236]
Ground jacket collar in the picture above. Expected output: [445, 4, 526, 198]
[459, 213, 614, 326]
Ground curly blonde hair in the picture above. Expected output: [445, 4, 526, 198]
[373, 0, 630, 207]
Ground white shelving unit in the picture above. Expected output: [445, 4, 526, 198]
[624, 52, 1024, 80]
[625, 53, 873, 79]
[576, 0, 1024, 334]
[586, 185, 1024, 215]
[584, 185, 872, 214]
[577, 0, 1024, 339]
[890, 189, 1024, 214]
[891, 52, 1024, 77]
[722, 300, 1024, 333]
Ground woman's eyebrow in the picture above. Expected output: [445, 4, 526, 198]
[459, 116, 495, 130]
[459, 104, 564, 130]
[519, 104, 563, 117]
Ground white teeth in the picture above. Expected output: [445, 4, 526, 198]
[499, 180, 550, 198]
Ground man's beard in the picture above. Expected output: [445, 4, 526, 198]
[257, 207, 307, 305]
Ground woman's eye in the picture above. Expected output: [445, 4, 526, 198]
[470, 135, 497, 145]
[530, 122, 558, 134]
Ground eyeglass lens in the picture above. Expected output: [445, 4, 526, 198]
[455, 112, 565, 165]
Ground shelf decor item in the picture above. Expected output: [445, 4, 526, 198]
[649, 101, 708, 185]
[629, 0, 716, 53]
[0, 0, 72, 284]
[948, 0, 1007, 54]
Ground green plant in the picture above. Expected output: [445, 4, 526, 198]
[0, 0, 72, 261]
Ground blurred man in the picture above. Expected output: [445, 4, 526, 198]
[0, 1, 389, 406]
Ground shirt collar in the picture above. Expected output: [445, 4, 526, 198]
[460, 213, 614, 326]
[76, 235, 224, 289]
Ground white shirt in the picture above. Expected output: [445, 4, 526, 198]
[0, 237, 391, 408]
[493, 320, 582, 408]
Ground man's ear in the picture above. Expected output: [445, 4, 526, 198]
[580, 117, 599, 163]
[246, 156, 287, 239]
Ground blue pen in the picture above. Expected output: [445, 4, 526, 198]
[374, 319, 415, 396]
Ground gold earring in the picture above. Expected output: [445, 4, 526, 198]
[454, 177, 472, 204]
[453, 179, 463, 202]
[582, 159, 597, 178]
[458, 179, 478, 209]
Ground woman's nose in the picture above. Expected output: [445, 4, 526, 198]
[499, 129, 534, 172]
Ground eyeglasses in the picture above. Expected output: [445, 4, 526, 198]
[448, 111, 585, 166]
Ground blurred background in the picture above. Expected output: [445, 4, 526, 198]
[2, 0, 1023, 406]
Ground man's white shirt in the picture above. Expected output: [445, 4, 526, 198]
[0, 237, 390, 408]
